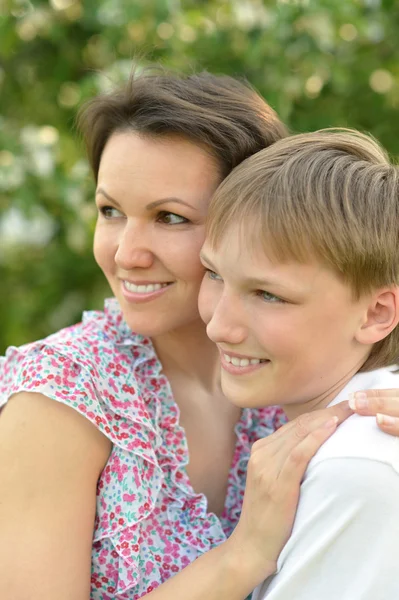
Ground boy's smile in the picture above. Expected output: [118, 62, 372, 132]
[198, 223, 373, 419]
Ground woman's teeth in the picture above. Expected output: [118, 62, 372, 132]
[223, 354, 265, 367]
[124, 281, 169, 294]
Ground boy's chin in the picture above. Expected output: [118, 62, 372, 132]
[221, 382, 274, 409]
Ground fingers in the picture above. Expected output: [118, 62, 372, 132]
[252, 410, 342, 479]
[348, 389, 399, 437]
[319, 401, 353, 425]
[376, 413, 399, 436]
[252, 401, 351, 454]
[348, 390, 399, 417]
[279, 417, 339, 486]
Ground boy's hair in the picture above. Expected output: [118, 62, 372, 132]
[77, 66, 288, 180]
[207, 128, 399, 371]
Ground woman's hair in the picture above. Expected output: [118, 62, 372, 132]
[207, 128, 399, 371]
[77, 66, 288, 180]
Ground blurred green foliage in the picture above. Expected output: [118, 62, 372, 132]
[1, 0, 399, 353]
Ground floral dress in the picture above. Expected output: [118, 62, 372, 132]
[0, 298, 287, 599]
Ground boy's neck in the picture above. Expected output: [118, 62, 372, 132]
[283, 362, 363, 421]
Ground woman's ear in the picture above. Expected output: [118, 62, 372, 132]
[356, 287, 399, 345]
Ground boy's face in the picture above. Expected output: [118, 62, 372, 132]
[198, 224, 372, 418]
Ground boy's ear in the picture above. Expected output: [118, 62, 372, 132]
[356, 287, 399, 345]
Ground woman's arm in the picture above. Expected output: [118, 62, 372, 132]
[0, 395, 350, 600]
[144, 403, 352, 600]
[0, 392, 111, 600]
[349, 388, 399, 434]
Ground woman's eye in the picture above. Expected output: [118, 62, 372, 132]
[157, 211, 189, 225]
[206, 269, 223, 281]
[258, 290, 284, 303]
[99, 206, 124, 219]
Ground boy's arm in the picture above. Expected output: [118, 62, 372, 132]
[253, 457, 399, 600]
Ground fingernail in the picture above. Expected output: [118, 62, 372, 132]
[324, 416, 339, 429]
[377, 413, 397, 427]
[348, 391, 368, 410]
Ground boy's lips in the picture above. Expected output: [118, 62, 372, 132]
[218, 347, 270, 375]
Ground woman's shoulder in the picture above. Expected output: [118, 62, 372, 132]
[0, 298, 159, 447]
[2, 297, 147, 363]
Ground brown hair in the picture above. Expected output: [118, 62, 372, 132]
[77, 66, 288, 180]
[207, 128, 399, 371]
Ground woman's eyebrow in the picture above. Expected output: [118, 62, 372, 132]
[146, 198, 197, 211]
[96, 187, 122, 209]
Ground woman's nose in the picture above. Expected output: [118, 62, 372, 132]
[114, 225, 155, 270]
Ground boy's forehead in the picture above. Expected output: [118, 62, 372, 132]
[205, 219, 283, 266]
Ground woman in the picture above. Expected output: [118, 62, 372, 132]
[0, 69, 398, 600]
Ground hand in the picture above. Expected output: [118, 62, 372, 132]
[225, 401, 352, 588]
[349, 389, 399, 435]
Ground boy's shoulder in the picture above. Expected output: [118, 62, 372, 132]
[309, 367, 399, 474]
[309, 412, 399, 474]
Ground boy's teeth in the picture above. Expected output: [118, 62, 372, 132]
[223, 354, 262, 367]
[124, 281, 168, 294]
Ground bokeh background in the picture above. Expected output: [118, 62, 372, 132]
[1, 0, 399, 353]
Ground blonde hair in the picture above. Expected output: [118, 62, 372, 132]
[207, 128, 399, 371]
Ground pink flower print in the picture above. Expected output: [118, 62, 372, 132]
[145, 561, 154, 575]
[132, 466, 141, 488]
[123, 493, 137, 503]
[181, 555, 191, 568]
[108, 378, 118, 393]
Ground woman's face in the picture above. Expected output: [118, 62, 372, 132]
[94, 132, 222, 337]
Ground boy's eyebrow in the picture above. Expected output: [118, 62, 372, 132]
[199, 252, 217, 269]
[200, 252, 300, 293]
[200, 250, 302, 294]
[247, 276, 291, 290]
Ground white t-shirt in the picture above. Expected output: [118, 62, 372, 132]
[253, 366, 399, 600]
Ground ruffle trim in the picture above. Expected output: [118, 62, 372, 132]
[85, 299, 227, 596]
[221, 405, 287, 531]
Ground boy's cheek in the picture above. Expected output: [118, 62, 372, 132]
[197, 281, 216, 325]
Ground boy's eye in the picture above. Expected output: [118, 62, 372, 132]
[157, 211, 188, 225]
[206, 269, 223, 281]
[258, 290, 284, 303]
[99, 206, 124, 219]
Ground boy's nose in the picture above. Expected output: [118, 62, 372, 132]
[206, 294, 247, 346]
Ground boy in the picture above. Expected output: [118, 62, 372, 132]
[199, 129, 399, 599]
